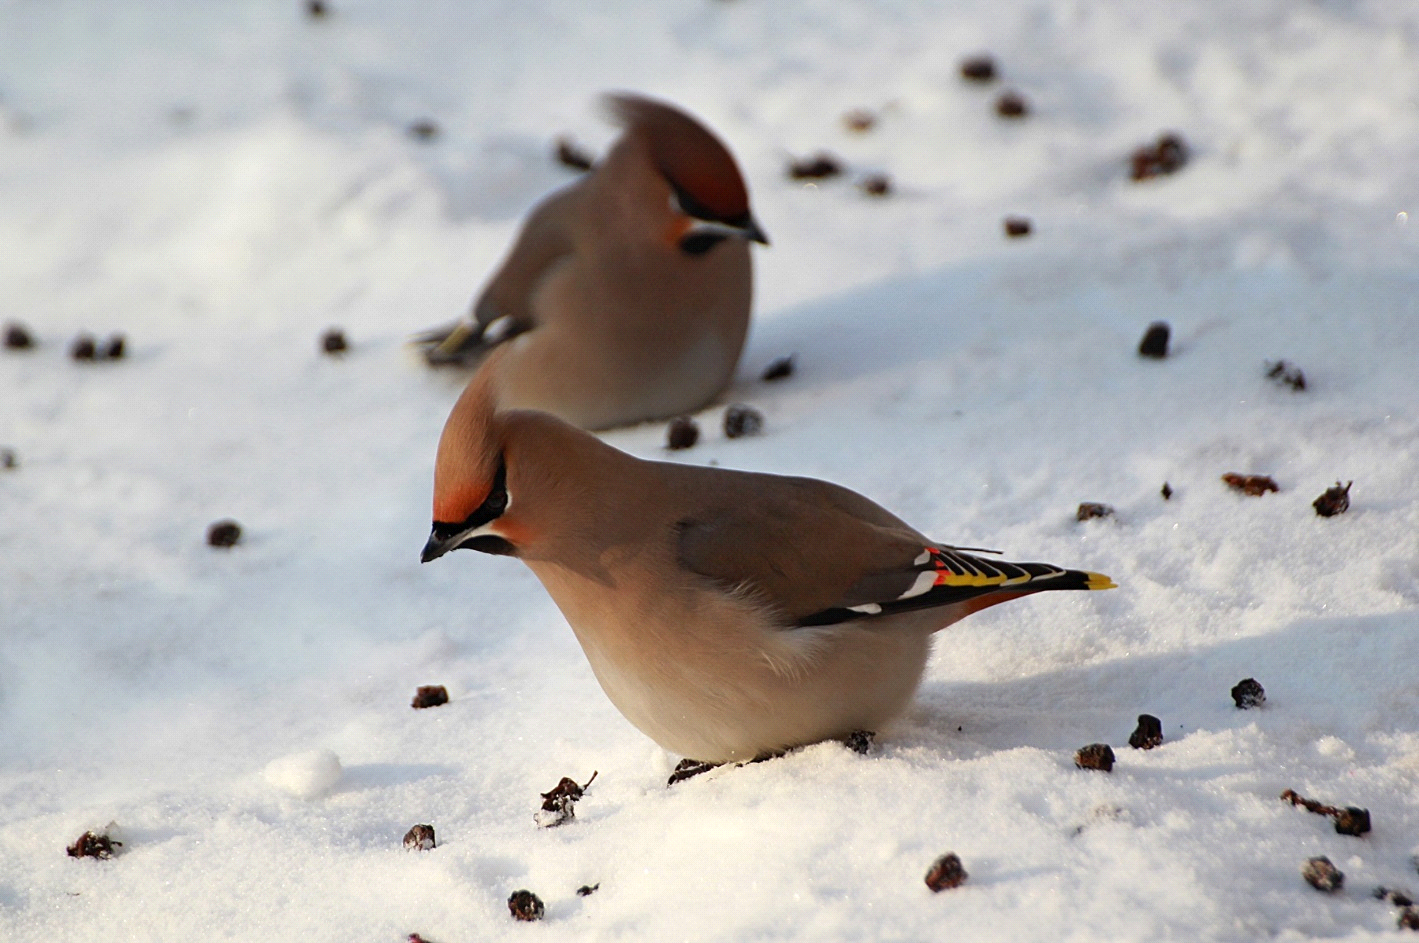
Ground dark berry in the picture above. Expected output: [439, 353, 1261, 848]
[1138, 321, 1170, 358]
[960, 55, 997, 83]
[1075, 743, 1115, 772]
[411, 685, 448, 709]
[1076, 503, 1114, 522]
[403, 824, 436, 851]
[995, 91, 1028, 118]
[206, 519, 242, 548]
[4, 321, 35, 349]
[1222, 474, 1279, 497]
[761, 355, 795, 381]
[70, 333, 98, 361]
[859, 174, 892, 197]
[925, 853, 968, 891]
[407, 120, 440, 142]
[1004, 216, 1032, 238]
[723, 404, 764, 439]
[1303, 856, 1344, 893]
[67, 830, 120, 860]
[1266, 360, 1306, 391]
[103, 334, 126, 359]
[1128, 714, 1164, 750]
[666, 416, 699, 450]
[842, 109, 876, 133]
[1231, 678, 1265, 709]
[1313, 481, 1352, 518]
[507, 890, 544, 922]
[321, 328, 348, 355]
[788, 153, 843, 180]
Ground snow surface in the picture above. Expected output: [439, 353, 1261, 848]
[4, 1, 1419, 940]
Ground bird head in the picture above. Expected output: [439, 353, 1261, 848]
[421, 351, 518, 563]
[605, 92, 769, 255]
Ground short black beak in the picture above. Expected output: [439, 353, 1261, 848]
[421, 529, 455, 564]
[743, 215, 770, 246]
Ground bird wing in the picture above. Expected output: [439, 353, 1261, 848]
[471, 186, 578, 332]
[674, 476, 1114, 629]
[416, 188, 578, 365]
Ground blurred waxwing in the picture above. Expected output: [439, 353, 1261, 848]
[420, 353, 1116, 770]
[414, 92, 768, 431]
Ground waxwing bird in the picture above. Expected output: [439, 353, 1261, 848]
[420, 356, 1116, 767]
[414, 92, 768, 431]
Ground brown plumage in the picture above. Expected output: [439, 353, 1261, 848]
[415, 93, 768, 431]
[422, 355, 1116, 764]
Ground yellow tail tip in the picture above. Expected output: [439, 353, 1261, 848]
[1086, 572, 1117, 591]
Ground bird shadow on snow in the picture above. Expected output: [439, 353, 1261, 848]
[897, 610, 1419, 764]
[733, 255, 1349, 400]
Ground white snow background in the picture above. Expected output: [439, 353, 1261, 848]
[4, 1, 1419, 940]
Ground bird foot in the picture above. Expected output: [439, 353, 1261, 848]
[667, 758, 720, 786]
[843, 730, 876, 754]
[410, 320, 484, 366]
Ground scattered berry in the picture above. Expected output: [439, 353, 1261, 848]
[1280, 790, 1372, 835]
[403, 824, 436, 851]
[666, 416, 699, 450]
[535, 771, 597, 828]
[1128, 714, 1164, 750]
[1076, 502, 1114, 522]
[761, 355, 795, 381]
[1222, 473, 1279, 497]
[1003, 216, 1032, 238]
[925, 853, 969, 892]
[321, 328, 348, 355]
[1131, 133, 1189, 181]
[843, 730, 875, 755]
[1, 447, 15, 470]
[723, 404, 764, 439]
[1266, 360, 1306, 391]
[1377, 887, 1416, 908]
[1231, 677, 1266, 709]
[1335, 807, 1372, 837]
[407, 119, 440, 142]
[1313, 481, 1352, 518]
[305, 0, 328, 18]
[995, 90, 1028, 118]
[411, 685, 449, 709]
[70, 333, 98, 361]
[842, 109, 876, 133]
[507, 890, 545, 922]
[102, 334, 126, 359]
[1161, 482, 1173, 500]
[1138, 321, 1170, 358]
[67, 830, 121, 860]
[788, 153, 843, 180]
[959, 55, 997, 83]
[554, 137, 594, 171]
[206, 519, 242, 548]
[1401, 908, 1419, 931]
[576, 884, 600, 897]
[859, 174, 892, 197]
[1303, 856, 1344, 893]
[4, 321, 35, 349]
[1075, 743, 1115, 772]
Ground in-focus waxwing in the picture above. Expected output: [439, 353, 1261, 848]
[420, 354, 1116, 769]
[414, 92, 768, 431]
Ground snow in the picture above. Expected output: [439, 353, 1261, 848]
[3, 0, 1419, 940]
[264, 749, 345, 800]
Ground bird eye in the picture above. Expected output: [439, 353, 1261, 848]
[679, 231, 728, 256]
[485, 485, 508, 515]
